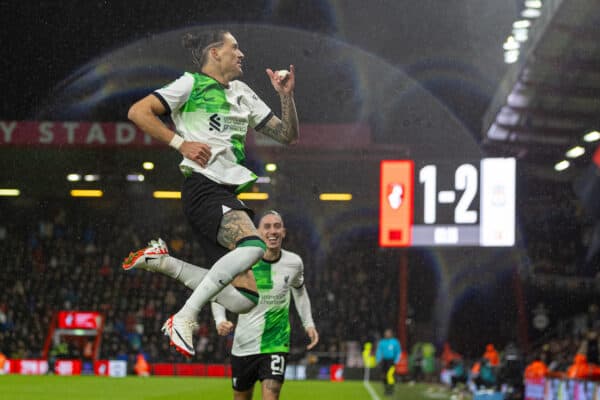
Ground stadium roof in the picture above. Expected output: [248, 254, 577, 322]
[482, 0, 600, 179]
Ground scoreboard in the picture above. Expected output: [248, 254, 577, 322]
[379, 158, 516, 247]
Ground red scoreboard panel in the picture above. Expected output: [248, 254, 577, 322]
[379, 160, 414, 247]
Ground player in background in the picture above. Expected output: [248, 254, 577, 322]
[126, 29, 299, 357]
[376, 328, 402, 396]
[122, 210, 318, 399]
[212, 210, 318, 400]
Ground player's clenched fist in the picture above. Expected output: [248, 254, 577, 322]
[180, 141, 211, 167]
[217, 320, 235, 336]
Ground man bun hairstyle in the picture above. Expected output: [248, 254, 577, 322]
[182, 30, 230, 68]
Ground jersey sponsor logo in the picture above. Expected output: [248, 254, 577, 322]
[209, 114, 222, 132]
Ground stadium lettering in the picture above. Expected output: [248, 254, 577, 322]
[0, 121, 159, 146]
[0, 121, 16, 142]
[39, 122, 54, 143]
[116, 123, 136, 144]
[85, 123, 107, 144]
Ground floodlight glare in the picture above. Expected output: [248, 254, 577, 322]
[0, 189, 20, 197]
[126, 174, 145, 182]
[565, 146, 585, 159]
[265, 163, 277, 172]
[583, 130, 600, 142]
[153, 191, 181, 199]
[142, 162, 154, 170]
[512, 20, 531, 29]
[525, 0, 542, 9]
[237, 192, 269, 200]
[521, 8, 541, 18]
[319, 193, 353, 201]
[70, 190, 103, 197]
[84, 174, 100, 182]
[554, 160, 570, 171]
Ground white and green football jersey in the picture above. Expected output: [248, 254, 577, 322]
[154, 72, 272, 191]
[231, 249, 310, 356]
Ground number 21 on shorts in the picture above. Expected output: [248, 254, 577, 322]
[270, 354, 285, 375]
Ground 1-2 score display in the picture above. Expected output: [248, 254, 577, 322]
[380, 158, 515, 247]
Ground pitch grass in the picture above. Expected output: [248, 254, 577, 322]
[0, 375, 456, 400]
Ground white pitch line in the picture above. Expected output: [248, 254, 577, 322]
[363, 368, 381, 400]
[363, 380, 382, 400]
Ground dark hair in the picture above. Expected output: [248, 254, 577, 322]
[181, 30, 230, 68]
[259, 210, 284, 224]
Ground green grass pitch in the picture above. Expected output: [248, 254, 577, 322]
[0, 375, 454, 400]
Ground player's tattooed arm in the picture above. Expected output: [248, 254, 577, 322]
[217, 210, 259, 250]
[258, 95, 299, 145]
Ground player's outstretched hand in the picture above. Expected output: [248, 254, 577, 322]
[217, 321, 234, 336]
[179, 141, 211, 168]
[266, 65, 295, 96]
[305, 327, 319, 350]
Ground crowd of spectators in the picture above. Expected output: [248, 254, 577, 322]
[521, 178, 599, 279]
[2, 193, 599, 387]
[0, 199, 396, 367]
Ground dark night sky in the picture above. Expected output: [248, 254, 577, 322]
[1, 0, 517, 135]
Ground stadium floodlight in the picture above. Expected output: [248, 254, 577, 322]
[319, 193, 353, 201]
[126, 174, 145, 182]
[70, 189, 103, 197]
[237, 192, 269, 200]
[84, 174, 100, 182]
[67, 173, 81, 182]
[512, 28, 529, 42]
[504, 50, 520, 64]
[554, 160, 570, 171]
[142, 162, 155, 170]
[503, 36, 520, 51]
[525, 0, 542, 9]
[565, 146, 585, 159]
[0, 188, 20, 196]
[583, 130, 600, 142]
[513, 20, 531, 29]
[265, 163, 277, 172]
[521, 8, 541, 18]
[153, 191, 181, 199]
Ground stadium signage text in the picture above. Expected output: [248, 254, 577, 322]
[0, 121, 372, 148]
[0, 121, 158, 147]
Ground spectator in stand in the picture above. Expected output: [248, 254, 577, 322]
[523, 354, 548, 380]
[0, 351, 6, 375]
[450, 358, 468, 388]
[473, 357, 497, 390]
[409, 342, 424, 382]
[578, 330, 599, 365]
[441, 342, 461, 369]
[134, 353, 150, 376]
[567, 353, 591, 379]
[498, 342, 524, 399]
[421, 342, 436, 382]
[483, 343, 500, 367]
